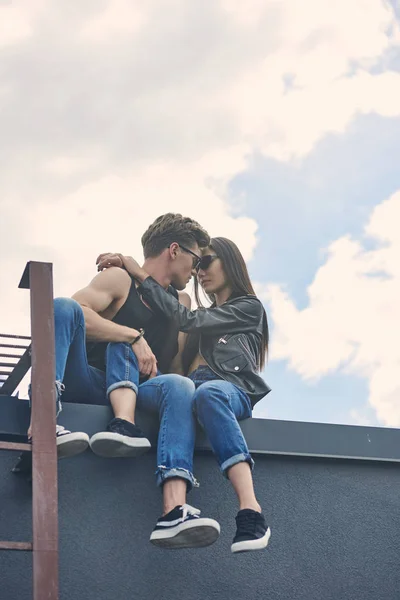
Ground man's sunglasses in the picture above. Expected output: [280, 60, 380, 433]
[179, 245, 218, 272]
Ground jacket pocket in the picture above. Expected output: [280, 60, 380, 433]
[219, 354, 249, 374]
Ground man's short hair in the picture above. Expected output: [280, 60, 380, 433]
[141, 213, 210, 258]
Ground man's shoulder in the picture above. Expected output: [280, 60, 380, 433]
[93, 267, 132, 295]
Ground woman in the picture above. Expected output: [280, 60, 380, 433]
[98, 238, 271, 553]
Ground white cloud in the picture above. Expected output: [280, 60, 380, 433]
[0, 156, 258, 335]
[1, 0, 399, 183]
[79, 0, 147, 42]
[43, 155, 98, 176]
[262, 190, 400, 427]
[0, 0, 46, 47]
[1, 0, 400, 414]
[212, 0, 400, 160]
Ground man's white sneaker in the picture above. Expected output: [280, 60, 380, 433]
[56, 425, 90, 459]
[150, 504, 220, 549]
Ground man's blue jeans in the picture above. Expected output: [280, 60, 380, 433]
[54, 298, 254, 491]
[54, 297, 132, 405]
[53, 298, 198, 488]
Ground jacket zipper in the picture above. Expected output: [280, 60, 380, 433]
[237, 337, 257, 367]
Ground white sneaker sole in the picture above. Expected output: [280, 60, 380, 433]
[89, 432, 151, 458]
[231, 527, 271, 553]
[150, 518, 220, 549]
[57, 432, 90, 459]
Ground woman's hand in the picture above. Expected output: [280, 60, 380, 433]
[96, 253, 148, 282]
[96, 252, 123, 271]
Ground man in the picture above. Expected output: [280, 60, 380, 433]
[27, 213, 210, 460]
[23, 212, 222, 549]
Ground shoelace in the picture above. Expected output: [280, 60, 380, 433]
[236, 511, 260, 535]
[181, 504, 201, 520]
[56, 425, 72, 437]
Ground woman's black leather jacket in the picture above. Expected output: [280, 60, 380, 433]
[138, 277, 271, 407]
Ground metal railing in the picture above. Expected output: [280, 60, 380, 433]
[0, 261, 59, 600]
[0, 334, 31, 397]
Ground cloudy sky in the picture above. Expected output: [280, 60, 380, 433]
[1, 0, 400, 428]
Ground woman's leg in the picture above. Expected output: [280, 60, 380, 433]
[193, 380, 260, 511]
[193, 380, 270, 553]
[227, 462, 261, 512]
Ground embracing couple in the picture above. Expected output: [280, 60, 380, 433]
[33, 213, 271, 553]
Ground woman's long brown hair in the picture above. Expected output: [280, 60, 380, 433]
[192, 236, 269, 370]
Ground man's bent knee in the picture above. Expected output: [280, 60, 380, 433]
[153, 374, 196, 406]
[158, 374, 196, 396]
[54, 297, 83, 319]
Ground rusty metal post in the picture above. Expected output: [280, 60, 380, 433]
[28, 262, 59, 600]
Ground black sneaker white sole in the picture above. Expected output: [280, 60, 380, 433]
[150, 518, 220, 549]
[89, 432, 151, 458]
[57, 432, 90, 459]
[231, 527, 271, 553]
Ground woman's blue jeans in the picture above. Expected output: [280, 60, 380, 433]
[53, 297, 253, 491]
[134, 366, 254, 492]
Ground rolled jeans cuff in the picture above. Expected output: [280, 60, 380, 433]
[107, 381, 138, 399]
[156, 465, 199, 493]
[221, 453, 255, 479]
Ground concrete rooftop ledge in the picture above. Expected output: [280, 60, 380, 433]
[1, 395, 399, 463]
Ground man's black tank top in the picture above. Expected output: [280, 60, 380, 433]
[86, 276, 179, 374]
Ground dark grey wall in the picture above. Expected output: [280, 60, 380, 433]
[1, 446, 400, 600]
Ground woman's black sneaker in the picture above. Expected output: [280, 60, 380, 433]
[89, 418, 151, 457]
[231, 509, 271, 553]
[150, 504, 220, 549]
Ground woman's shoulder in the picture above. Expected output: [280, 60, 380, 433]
[226, 294, 265, 320]
[228, 294, 263, 308]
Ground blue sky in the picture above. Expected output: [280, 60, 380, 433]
[239, 112, 400, 424]
[233, 113, 400, 301]
[1, 1, 400, 428]
[236, 113, 400, 424]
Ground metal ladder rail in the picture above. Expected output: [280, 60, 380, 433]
[0, 261, 59, 600]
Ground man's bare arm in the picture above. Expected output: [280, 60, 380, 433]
[72, 267, 157, 377]
[72, 267, 139, 342]
[169, 291, 191, 375]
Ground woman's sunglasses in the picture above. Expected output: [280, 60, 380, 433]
[179, 245, 218, 272]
